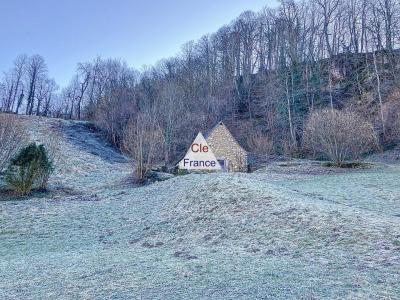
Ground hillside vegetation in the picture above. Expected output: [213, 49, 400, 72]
[1, 0, 400, 297]
[0, 116, 399, 298]
[0, 115, 132, 197]
[1, 0, 400, 169]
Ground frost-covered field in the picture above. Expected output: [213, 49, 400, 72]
[0, 117, 399, 299]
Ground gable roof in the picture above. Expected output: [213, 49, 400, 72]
[177, 132, 221, 170]
[205, 121, 248, 154]
[204, 121, 224, 139]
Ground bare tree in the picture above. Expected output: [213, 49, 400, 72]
[1, 55, 27, 113]
[123, 113, 164, 182]
[303, 108, 377, 165]
[75, 63, 91, 120]
[25, 55, 47, 115]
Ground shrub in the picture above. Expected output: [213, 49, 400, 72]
[322, 162, 372, 169]
[5, 143, 54, 195]
[0, 113, 28, 172]
[123, 114, 164, 182]
[247, 129, 274, 156]
[382, 100, 400, 145]
[35, 144, 54, 189]
[303, 109, 377, 166]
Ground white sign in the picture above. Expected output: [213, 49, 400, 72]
[178, 132, 221, 170]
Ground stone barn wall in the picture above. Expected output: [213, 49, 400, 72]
[206, 123, 248, 172]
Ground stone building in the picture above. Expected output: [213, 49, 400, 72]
[205, 121, 248, 172]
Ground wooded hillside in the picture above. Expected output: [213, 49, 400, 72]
[1, 0, 400, 165]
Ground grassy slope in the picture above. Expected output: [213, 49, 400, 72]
[0, 116, 399, 299]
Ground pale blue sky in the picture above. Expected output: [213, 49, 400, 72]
[0, 0, 278, 87]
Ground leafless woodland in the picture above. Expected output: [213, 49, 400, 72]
[1, 0, 400, 166]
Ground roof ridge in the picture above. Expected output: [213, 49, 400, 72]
[204, 120, 224, 139]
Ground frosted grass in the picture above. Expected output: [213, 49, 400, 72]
[0, 116, 399, 299]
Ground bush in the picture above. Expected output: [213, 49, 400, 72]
[35, 144, 55, 189]
[0, 113, 27, 172]
[322, 162, 372, 169]
[5, 143, 54, 196]
[247, 129, 274, 156]
[382, 100, 400, 145]
[123, 114, 164, 182]
[303, 109, 377, 166]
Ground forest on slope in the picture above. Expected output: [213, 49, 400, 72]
[1, 0, 400, 167]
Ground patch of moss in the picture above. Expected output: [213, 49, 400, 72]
[176, 169, 189, 176]
[322, 162, 373, 169]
